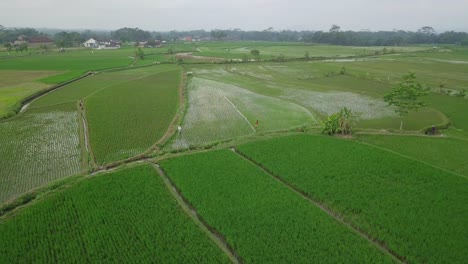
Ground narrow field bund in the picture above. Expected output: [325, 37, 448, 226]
[0, 165, 230, 263]
[236, 135, 468, 263]
[159, 150, 393, 263]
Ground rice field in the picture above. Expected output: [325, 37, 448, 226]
[86, 69, 181, 164]
[160, 150, 392, 263]
[0, 103, 82, 203]
[170, 77, 315, 149]
[1, 43, 468, 263]
[0, 165, 229, 263]
[237, 135, 468, 263]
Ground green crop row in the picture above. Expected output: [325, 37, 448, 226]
[0, 103, 82, 204]
[0, 165, 229, 263]
[160, 150, 392, 263]
[237, 135, 468, 263]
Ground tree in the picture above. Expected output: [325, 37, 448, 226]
[384, 72, 428, 130]
[250, 49, 260, 58]
[112, 27, 151, 42]
[322, 107, 355, 135]
[135, 48, 144, 60]
[329, 24, 341, 33]
[4, 42, 12, 51]
[39, 44, 48, 52]
[17, 43, 28, 52]
[304, 51, 310, 60]
[210, 29, 226, 40]
[418, 26, 436, 35]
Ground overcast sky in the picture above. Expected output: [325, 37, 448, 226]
[2, 0, 468, 32]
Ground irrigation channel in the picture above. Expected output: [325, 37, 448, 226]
[17, 72, 95, 115]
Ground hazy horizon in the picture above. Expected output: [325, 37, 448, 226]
[2, 0, 468, 33]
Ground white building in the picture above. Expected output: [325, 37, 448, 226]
[83, 38, 98, 48]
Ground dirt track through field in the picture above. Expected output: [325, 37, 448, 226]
[153, 164, 242, 264]
[231, 148, 405, 264]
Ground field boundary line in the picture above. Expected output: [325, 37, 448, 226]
[0, 72, 94, 122]
[152, 164, 242, 264]
[78, 101, 97, 170]
[232, 148, 405, 264]
[151, 68, 186, 149]
[223, 96, 256, 132]
[83, 73, 153, 99]
[356, 140, 468, 180]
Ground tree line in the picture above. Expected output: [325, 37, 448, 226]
[1, 25, 468, 48]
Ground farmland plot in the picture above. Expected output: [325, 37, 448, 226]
[0, 165, 229, 263]
[280, 88, 395, 119]
[170, 77, 315, 149]
[160, 150, 391, 263]
[237, 135, 468, 263]
[86, 69, 180, 164]
[31, 74, 146, 109]
[188, 63, 448, 130]
[0, 103, 82, 203]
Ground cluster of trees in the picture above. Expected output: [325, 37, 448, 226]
[111, 27, 151, 42]
[0, 26, 43, 43]
[2, 25, 468, 48]
[158, 26, 468, 45]
[302, 25, 468, 46]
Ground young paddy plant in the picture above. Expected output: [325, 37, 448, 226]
[0, 165, 229, 263]
[237, 135, 468, 263]
[160, 150, 393, 263]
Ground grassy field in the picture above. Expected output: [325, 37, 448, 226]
[0, 70, 61, 118]
[194, 41, 430, 60]
[0, 48, 134, 72]
[86, 68, 181, 164]
[357, 134, 468, 176]
[160, 150, 391, 263]
[237, 135, 468, 263]
[0, 165, 229, 263]
[0, 47, 141, 118]
[0, 103, 82, 204]
[425, 93, 468, 135]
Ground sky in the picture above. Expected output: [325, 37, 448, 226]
[1, 0, 468, 32]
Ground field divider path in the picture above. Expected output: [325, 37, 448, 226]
[78, 101, 97, 170]
[152, 164, 242, 264]
[231, 148, 406, 264]
[223, 96, 256, 132]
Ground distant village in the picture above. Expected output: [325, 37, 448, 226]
[5, 33, 208, 52]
